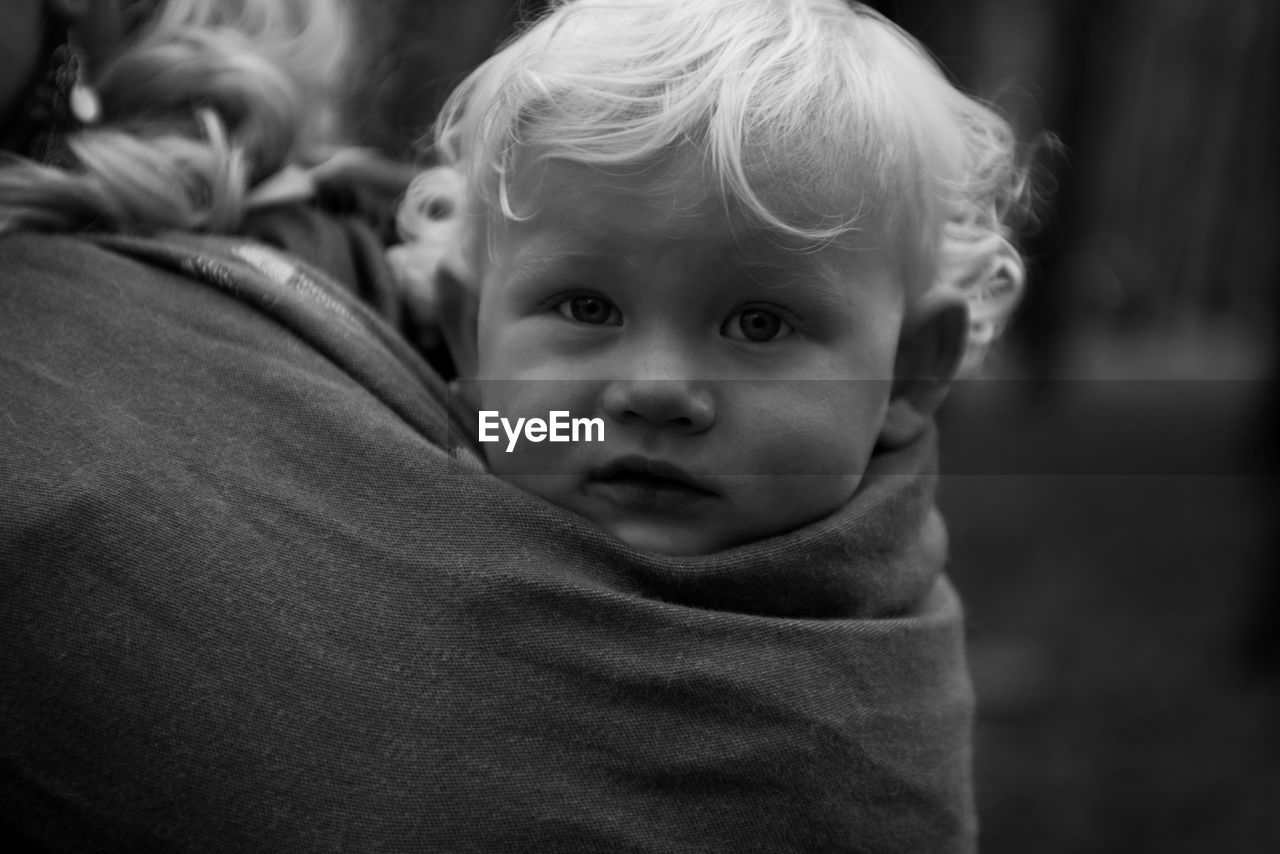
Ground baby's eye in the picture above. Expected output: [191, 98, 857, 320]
[554, 295, 622, 326]
[722, 307, 794, 343]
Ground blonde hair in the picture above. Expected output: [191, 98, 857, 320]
[0, 0, 354, 236]
[399, 0, 1031, 368]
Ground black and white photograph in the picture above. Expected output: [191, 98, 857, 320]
[3, 1, 1276, 851]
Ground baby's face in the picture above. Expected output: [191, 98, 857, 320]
[471, 158, 906, 555]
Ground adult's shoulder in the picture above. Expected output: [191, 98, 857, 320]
[1, 228, 454, 440]
[0, 228, 466, 573]
[0, 229, 133, 289]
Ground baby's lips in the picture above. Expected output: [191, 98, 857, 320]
[588, 455, 716, 495]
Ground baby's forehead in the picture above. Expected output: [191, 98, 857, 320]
[498, 153, 891, 264]
[506, 154, 717, 221]
[511, 225, 858, 289]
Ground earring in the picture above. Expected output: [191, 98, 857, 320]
[21, 30, 100, 165]
[60, 38, 102, 126]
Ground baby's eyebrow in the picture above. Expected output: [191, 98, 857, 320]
[738, 257, 852, 307]
[505, 237, 602, 285]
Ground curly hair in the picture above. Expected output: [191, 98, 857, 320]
[398, 0, 1033, 369]
[0, 0, 354, 236]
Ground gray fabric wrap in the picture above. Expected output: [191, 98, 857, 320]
[0, 232, 974, 852]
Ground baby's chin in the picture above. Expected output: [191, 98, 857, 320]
[590, 481, 862, 557]
[501, 468, 860, 557]
[601, 517, 730, 557]
[499, 472, 738, 556]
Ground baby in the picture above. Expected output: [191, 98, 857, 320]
[393, 0, 1026, 556]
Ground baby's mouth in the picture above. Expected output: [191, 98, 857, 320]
[585, 456, 716, 508]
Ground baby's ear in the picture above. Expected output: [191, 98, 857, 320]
[879, 290, 969, 449]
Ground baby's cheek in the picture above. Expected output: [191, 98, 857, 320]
[721, 471, 860, 546]
[728, 405, 870, 532]
[738, 385, 878, 476]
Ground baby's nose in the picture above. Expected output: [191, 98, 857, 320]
[601, 378, 715, 433]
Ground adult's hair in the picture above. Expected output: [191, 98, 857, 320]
[402, 0, 1031, 368]
[0, 0, 353, 237]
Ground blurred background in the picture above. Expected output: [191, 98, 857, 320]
[341, 0, 1279, 850]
